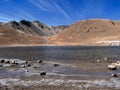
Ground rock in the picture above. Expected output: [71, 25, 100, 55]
[0, 59, 5, 63]
[111, 74, 118, 77]
[37, 60, 43, 63]
[54, 64, 60, 67]
[11, 61, 16, 64]
[21, 65, 25, 68]
[15, 62, 19, 65]
[111, 61, 120, 66]
[24, 61, 28, 64]
[25, 70, 29, 72]
[96, 60, 101, 63]
[5, 60, 10, 64]
[27, 64, 31, 67]
[33, 66, 37, 68]
[116, 61, 120, 64]
[40, 72, 46, 75]
[108, 64, 117, 70]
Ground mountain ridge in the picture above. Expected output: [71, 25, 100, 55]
[0, 19, 120, 46]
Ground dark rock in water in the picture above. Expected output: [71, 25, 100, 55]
[5, 61, 10, 64]
[40, 72, 46, 75]
[27, 64, 31, 67]
[0, 60, 5, 63]
[33, 66, 37, 68]
[25, 61, 28, 64]
[37, 60, 43, 63]
[15, 62, 19, 65]
[54, 64, 60, 67]
[111, 74, 118, 78]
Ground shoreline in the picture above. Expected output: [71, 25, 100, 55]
[0, 44, 120, 47]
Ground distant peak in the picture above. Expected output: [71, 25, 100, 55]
[20, 20, 31, 27]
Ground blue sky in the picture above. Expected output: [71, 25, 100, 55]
[0, 0, 120, 26]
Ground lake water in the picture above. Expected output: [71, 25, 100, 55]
[0, 46, 119, 62]
[0, 46, 120, 89]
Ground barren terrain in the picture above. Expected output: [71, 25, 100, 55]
[1, 19, 120, 46]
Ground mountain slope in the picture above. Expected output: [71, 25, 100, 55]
[1, 19, 120, 46]
[0, 27, 48, 46]
[51, 19, 120, 45]
[1, 20, 55, 36]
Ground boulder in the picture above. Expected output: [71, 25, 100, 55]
[108, 65, 117, 70]
[0, 59, 5, 63]
[5, 60, 10, 64]
[11, 61, 16, 64]
[21, 65, 25, 68]
[37, 60, 43, 63]
[54, 64, 60, 67]
[111, 74, 118, 77]
[27, 64, 31, 67]
[40, 72, 46, 75]
[111, 61, 120, 66]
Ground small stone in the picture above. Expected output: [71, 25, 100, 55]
[96, 60, 101, 63]
[27, 64, 31, 67]
[111, 74, 118, 78]
[54, 64, 60, 67]
[108, 64, 117, 70]
[11, 61, 16, 64]
[24, 61, 28, 64]
[37, 60, 43, 63]
[0, 60, 5, 63]
[21, 65, 25, 68]
[33, 66, 37, 68]
[40, 72, 46, 75]
[25, 70, 29, 72]
[15, 62, 19, 65]
[5, 61, 10, 64]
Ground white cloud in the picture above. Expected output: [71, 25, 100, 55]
[50, 0, 70, 20]
[28, 0, 70, 20]
[17, 9, 35, 20]
[28, 0, 46, 10]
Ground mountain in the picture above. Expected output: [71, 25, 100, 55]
[0, 20, 68, 46]
[51, 19, 120, 45]
[0, 20, 67, 36]
[1, 19, 120, 46]
[0, 27, 49, 46]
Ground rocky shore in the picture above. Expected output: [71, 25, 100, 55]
[0, 57, 119, 90]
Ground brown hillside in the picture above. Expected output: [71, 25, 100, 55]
[51, 19, 120, 45]
[0, 27, 47, 46]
